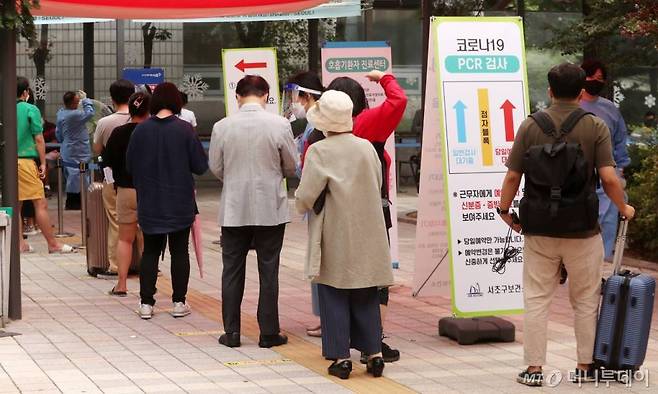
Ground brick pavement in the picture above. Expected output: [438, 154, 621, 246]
[1, 186, 657, 393]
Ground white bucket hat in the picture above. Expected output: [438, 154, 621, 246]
[306, 90, 353, 133]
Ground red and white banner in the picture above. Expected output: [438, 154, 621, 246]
[33, 0, 328, 19]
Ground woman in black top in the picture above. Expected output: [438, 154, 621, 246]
[126, 83, 208, 320]
[103, 92, 150, 297]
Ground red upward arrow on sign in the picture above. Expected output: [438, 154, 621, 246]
[235, 59, 267, 72]
[500, 99, 516, 142]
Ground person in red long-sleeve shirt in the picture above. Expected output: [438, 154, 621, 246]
[303, 70, 407, 364]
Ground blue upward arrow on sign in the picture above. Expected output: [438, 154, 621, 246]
[453, 100, 467, 143]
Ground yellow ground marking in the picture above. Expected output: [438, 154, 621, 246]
[223, 359, 293, 367]
[156, 276, 414, 393]
[175, 330, 224, 337]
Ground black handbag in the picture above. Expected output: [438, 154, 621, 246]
[312, 187, 328, 214]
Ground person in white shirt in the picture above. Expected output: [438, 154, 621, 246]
[177, 92, 198, 129]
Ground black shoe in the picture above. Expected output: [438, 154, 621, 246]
[570, 367, 597, 383]
[258, 334, 288, 348]
[218, 333, 241, 348]
[517, 368, 543, 387]
[382, 341, 400, 363]
[328, 360, 352, 380]
[366, 356, 385, 377]
[360, 342, 400, 364]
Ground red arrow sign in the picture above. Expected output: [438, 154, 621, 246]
[235, 59, 267, 72]
[500, 99, 516, 142]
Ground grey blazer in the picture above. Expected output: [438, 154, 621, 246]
[209, 104, 298, 227]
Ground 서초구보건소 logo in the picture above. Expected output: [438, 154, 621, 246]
[468, 283, 483, 297]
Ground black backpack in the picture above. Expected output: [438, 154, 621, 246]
[519, 109, 599, 236]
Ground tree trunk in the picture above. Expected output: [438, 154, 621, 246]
[32, 24, 48, 113]
[142, 23, 155, 68]
[335, 17, 347, 41]
[421, 0, 431, 119]
[0, 27, 22, 320]
[234, 22, 266, 47]
[308, 19, 319, 72]
[582, 0, 599, 60]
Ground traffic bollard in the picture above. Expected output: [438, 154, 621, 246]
[54, 158, 74, 238]
[79, 162, 88, 249]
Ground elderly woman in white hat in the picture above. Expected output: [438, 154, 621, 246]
[295, 90, 394, 380]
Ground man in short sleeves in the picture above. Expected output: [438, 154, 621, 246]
[93, 79, 134, 277]
[497, 63, 634, 386]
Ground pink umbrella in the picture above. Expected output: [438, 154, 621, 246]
[191, 191, 204, 278]
[191, 214, 204, 278]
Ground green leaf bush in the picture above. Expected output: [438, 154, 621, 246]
[626, 144, 658, 261]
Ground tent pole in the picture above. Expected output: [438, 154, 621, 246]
[0, 27, 22, 320]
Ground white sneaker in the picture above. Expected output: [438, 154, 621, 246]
[23, 225, 39, 236]
[171, 302, 191, 318]
[139, 304, 153, 319]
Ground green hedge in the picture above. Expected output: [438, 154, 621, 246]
[626, 144, 658, 261]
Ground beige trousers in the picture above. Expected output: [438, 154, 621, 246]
[102, 183, 119, 273]
[523, 234, 603, 366]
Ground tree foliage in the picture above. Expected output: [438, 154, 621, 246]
[233, 20, 336, 82]
[430, 0, 514, 15]
[546, 0, 658, 73]
[626, 144, 658, 260]
[0, 0, 39, 40]
[621, 1, 658, 43]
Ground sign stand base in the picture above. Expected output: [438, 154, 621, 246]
[438, 316, 515, 345]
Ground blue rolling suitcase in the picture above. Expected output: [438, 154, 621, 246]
[593, 220, 655, 376]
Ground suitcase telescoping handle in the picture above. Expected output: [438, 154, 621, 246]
[612, 218, 629, 276]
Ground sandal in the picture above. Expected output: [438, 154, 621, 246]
[108, 287, 127, 297]
[49, 244, 76, 254]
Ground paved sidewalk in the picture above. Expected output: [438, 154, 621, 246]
[1, 187, 657, 393]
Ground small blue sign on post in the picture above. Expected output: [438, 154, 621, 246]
[122, 68, 165, 86]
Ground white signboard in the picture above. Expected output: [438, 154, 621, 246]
[436, 17, 529, 317]
[413, 18, 450, 297]
[321, 41, 400, 270]
[221, 48, 280, 116]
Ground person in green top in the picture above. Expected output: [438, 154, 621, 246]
[16, 77, 74, 254]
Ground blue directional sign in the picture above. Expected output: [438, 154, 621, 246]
[122, 68, 165, 86]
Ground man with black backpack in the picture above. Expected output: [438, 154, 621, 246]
[497, 63, 635, 387]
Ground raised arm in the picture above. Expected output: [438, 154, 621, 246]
[76, 98, 96, 123]
[355, 72, 408, 142]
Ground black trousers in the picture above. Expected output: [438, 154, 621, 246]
[221, 224, 285, 335]
[139, 226, 191, 306]
[318, 284, 382, 360]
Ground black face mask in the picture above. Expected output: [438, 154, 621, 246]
[584, 80, 605, 96]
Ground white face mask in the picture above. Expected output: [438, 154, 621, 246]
[291, 102, 306, 120]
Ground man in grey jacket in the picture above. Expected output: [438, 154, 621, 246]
[209, 75, 298, 349]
